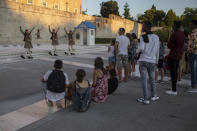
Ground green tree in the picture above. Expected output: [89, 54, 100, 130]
[137, 5, 165, 26]
[143, 9, 156, 25]
[151, 4, 156, 10]
[164, 9, 177, 27]
[154, 27, 171, 42]
[123, 2, 131, 19]
[154, 10, 166, 26]
[100, 0, 120, 18]
[181, 7, 197, 28]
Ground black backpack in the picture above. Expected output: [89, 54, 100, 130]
[47, 70, 66, 93]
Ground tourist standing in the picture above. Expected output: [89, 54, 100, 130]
[155, 37, 165, 83]
[108, 39, 116, 69]
[127, 33, 138, 78]
[49, 25, 60, 56]
[20, 26, 35, 59]
[166, 21, 185, 95]
[137, 21, 160, 105]
[115, 28, 130, 82]
[187, 20, 197, 92]
[184, 31, 190, 74]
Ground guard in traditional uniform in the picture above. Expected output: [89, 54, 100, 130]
[35, 29, 41, 46]
[64, 28, 76, 55]
[49, 25, 60, 56]
[20, 26, 35, 59]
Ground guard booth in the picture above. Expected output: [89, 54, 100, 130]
[76, 21, 96, 46]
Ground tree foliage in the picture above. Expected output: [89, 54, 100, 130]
[151, 4, 156, 10]
[181, 8, 197, 28]
[138, 5, 166, 26]
[154, 27, 171, 42]
[164, 9, 178, 27]
[100, 0, 119, 18]
[154, 10, 166, 26]
[123, 2, 131, 19]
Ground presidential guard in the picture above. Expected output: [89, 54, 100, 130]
[20, 26, 35, 59]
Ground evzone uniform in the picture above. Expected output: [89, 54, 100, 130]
[64, 28, 76, 55]
[35, 29, 41, 46]
[49, 26, 60, 56]
[20, 26, 35, 59]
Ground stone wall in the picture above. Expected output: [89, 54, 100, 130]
[0, 0, 142, 45]
[7, 0, 82, 14]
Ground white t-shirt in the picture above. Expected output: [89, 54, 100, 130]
[116, 35, 130, 55]
[137, 34, 160, 64]
[108, 45, 115, 57]
[43, 70, 69, 102]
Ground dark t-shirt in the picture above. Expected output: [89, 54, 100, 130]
[108, 77, 118, 95]
[168, 30, 185, 60]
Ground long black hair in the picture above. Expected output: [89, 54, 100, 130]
[94, 57, 107, 74]
[142, 21, 153, 43]
[76, 69, 86, 83]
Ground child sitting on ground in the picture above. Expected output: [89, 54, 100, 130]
[68, 69, 91, 112]
[108, 69, 119, 95]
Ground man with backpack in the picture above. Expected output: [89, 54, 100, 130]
[41, 60, 69, 108]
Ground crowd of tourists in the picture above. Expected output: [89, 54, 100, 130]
[41, 19, 197, 111]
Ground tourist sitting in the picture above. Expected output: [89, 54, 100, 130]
[108, 69, 119, 95]
[92, 57, 108, 103]
[68, 69, 91, 112]
[41, 60, 69, 108]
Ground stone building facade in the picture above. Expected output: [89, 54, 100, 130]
[0, 0, 142, 45]
[8, 0, 82, 14]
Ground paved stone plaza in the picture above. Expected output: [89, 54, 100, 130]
[0, 45, 196, 131]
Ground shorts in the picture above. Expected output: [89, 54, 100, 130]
[158, 59, 164, 69]
[116, 54, 128, 68]
[128, 56, 136, 63]
[108, 56, 116, 64]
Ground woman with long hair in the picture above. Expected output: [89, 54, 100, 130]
[91, 57, 108, 103]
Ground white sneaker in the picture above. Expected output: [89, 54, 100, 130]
[137, 98, 150, 105]
[143, 100, 150, 105]
[165, 90, 178, 95]
[151, 96, 160, 101]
